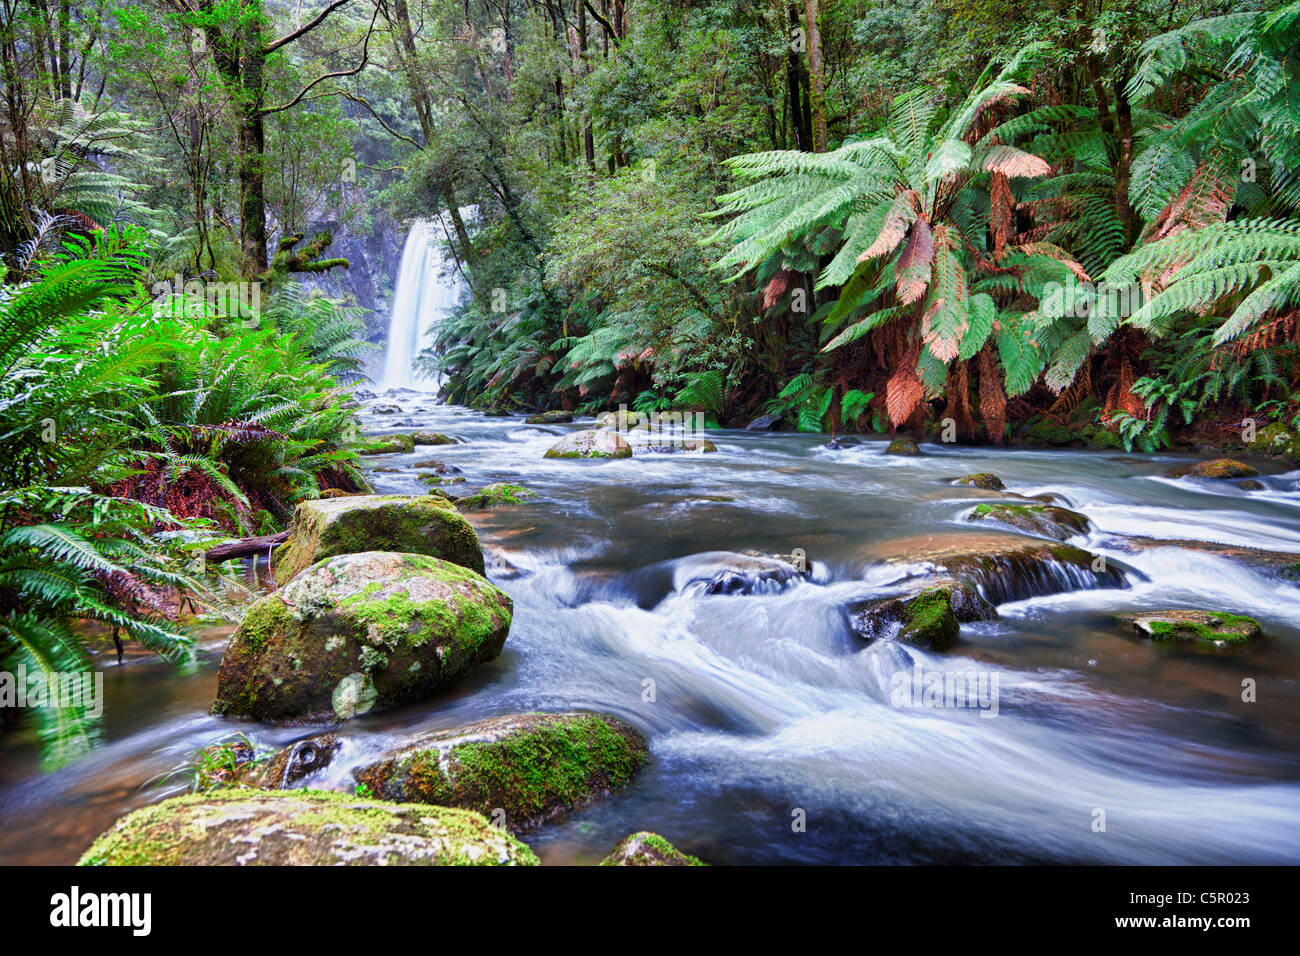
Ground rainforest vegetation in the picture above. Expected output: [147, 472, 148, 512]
[1, 0, 1299, 763]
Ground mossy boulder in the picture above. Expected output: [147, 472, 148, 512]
[1247, 422, 1300, 463]
[455, 482, 539, 511]
[78, 789, 537, 866]
[524, 410, 573, 424]
[357, 434, 414, 455]
[411, 431, 459, 446]
[595, 409, 646, 431]
[600, 832, 706, 866]
[956, 473, 1005, 491]
[353, 712, 649, 832]
[885, 437, 922, 456]
[319, 488, 360, 499]
[213, 551, 512, 722]
[1116, 609, 1263, 647]
[848, 584, 984, 650]
[417, 473, 467, 487]
[967, 502, 1090, 540]
[1167, 458, 1259, 479]
[272, 494, 484, 584]
[544, 429, 632, 459]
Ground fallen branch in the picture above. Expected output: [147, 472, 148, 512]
[204, 532, 289, 563]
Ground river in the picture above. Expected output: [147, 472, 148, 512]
[2, 398, 1299, 865]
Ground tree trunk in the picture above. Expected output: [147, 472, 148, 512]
[804, 0, 826, 152]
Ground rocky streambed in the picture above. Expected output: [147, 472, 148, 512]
[3, 396, 1300, 865]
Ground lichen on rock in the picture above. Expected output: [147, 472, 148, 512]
[77, 789, 538, 866]
[213, 551, 512, 722]
[272, 494, 485, 584]
[600, 831, 706, 866]
[352, 712, 648, 832]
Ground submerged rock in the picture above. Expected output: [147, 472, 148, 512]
[78, 789, 537, 866]
[955, 473, 1005, 491]
[213, 551, 512, 722]
[250, 734, 341, 789]
[454, 482, 538, 510]
[822, 436, 862, 450]
[411, 431, 459, 446]
[1166, 458, 1259, 479]
[600, 832, 706, 866]
[885, 437, 922, 456]
[678, 550, 812, 596]
[524, 410, 573, 424]
[272, 494, 484, 584]
[1116, 609, 1263, 647]
[967, 502, 1090, 540]
[544, 429, 632, 459]
[371, 403, 403, 415]
[357, 434, 414, 455]
[745, 413, 782, 431]
[411, 459, 462, 473]
[353, 712, 648, 832]
[1106, 537, 1300, 579]
[639, 438, 717, 454]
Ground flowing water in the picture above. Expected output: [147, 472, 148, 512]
[4, 400, 1300, 865]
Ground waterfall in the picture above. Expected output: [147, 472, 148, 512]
[379, 216, 466, 390]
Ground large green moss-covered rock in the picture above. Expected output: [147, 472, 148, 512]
[967, 501, 1090, 540]
[544, 429, 632, 459]
[273, 494, 484, 584]
[1247, 422, 1300, 463]
[454, 482, 538, 511]
[411, 431, 459, 446]
[600, 832, 706, 866]
[353, 712, 648, 832]
[357, 434, 414, 455]
[213, 551, 512, 722]
[78, 789, 538, 866]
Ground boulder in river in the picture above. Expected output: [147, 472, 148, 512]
[411, 431, 459, 446]
[412, 459, 462, 473]
[1166, 458, 1259, 479]
[273, 494, 485, 583]
[544, 429, 633, 459]
[213, 551, 512, 722]
[847, 581, 995, 651]
[822, 436, 862, 450]
[524, 410, 573, 424]
[745, 413, 782, 431]
[357, 434, 414, 455]
[877, 533, 1128, 605]
[639, 438, 717, 454]
[955, 473, 1005, 491]
[454, 482, 538, 511]
[1116, 609, 1263, 647]
[371, 403, 403, 415]
[352, 712, 649, 832]
[967, 502, 1090, 540]
[600, 832, 706, 866]
[885, 437, 922, 456]
[78, 789, 537, 866]
[678, 550, 812, 596]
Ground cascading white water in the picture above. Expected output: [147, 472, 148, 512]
[379, 216, 466, 390]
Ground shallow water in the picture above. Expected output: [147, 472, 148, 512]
[3, 399, 1299, 865]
